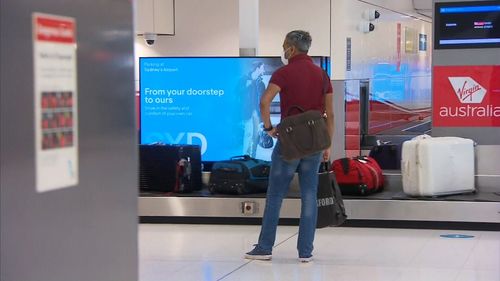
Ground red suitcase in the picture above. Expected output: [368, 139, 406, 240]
[331, 156, 384, 195]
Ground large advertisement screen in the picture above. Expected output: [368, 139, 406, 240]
[139, 57, 330, 161]
[435, 1, 500, 49]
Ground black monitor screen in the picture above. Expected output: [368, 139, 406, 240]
[434, 1, 500, 49]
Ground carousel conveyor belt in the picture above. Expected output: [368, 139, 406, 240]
[139, 172, 500, 224]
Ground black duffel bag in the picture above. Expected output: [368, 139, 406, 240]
[209, 155, 271, 195]
[369, 142, 401, 170]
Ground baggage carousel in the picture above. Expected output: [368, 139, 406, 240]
[139, 172, 500, 227]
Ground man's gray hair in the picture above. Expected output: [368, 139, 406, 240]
[285, 30, 312, 53]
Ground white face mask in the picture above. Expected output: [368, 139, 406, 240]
[281, 48, 290, 65]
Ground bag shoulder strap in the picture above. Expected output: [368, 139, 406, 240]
[230, 155, 257, 163]
[321, 70, 331, 114]
[286, 71, 330, 116]
[340, 158, 350, 175]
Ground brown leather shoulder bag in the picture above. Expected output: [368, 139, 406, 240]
[277, 106, 331, 161]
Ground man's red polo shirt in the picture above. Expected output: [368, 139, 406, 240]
[269, 54, 333, 118]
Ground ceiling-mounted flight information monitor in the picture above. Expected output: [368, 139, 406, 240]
[435, 1, 500, 49]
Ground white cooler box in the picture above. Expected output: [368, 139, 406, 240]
[401, 136, 475, 197]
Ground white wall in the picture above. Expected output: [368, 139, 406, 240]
[357, 0, 432, 17]
[133, 0, 432, 103]
[134, 0, 239, 86]
[135, 0, 238, 56]
[135, 0, 175, 34]
[331, 0, 432, 81]
[134, 0, 430, 75]
[331, 0, 432, 110]
[240, 0, 259, 50]
[258, 0, 330, 56]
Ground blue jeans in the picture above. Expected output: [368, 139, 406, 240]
[257, 141, 322, 257]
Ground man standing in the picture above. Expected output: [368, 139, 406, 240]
[245, 30, 334, 262]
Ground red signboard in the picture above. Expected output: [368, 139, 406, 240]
[433, 65, 500, 127]
[35, 16, 75, 44]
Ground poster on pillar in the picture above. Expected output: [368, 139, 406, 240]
[433, 65, 500, 127]
[33, 13, 79, 192]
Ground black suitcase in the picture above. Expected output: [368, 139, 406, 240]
[369, 143, 401, 170]
[209, 155, 270, 195]
[139, 144, 202, 193]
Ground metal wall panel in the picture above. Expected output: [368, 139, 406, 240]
[0, 1, 138, 281]
[332, 80, 347, 160]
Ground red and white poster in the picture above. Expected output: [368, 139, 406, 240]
[433, 65, 500, 127]
[33, 13, 79, 192]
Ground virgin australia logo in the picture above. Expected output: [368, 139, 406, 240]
[448, 77, 486, 104]
[439, 77, 499, 119]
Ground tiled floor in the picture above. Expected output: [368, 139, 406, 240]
[139, 224, 500, 281]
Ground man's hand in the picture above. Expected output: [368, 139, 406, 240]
[267, 127, 278, 138]
[260, 83, 281, 139]
[322, 148, 331, 162]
